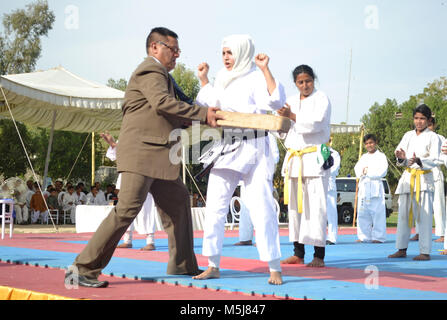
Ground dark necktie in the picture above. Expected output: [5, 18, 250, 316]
[169, 74, 193, 105]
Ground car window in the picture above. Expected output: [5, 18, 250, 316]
[336, 179, 357, 192]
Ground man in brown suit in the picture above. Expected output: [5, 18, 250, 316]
[65, 27, 222, 288]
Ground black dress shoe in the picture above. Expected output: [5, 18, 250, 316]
[65, 272, 109, 288]
[326, 240, 335, 245]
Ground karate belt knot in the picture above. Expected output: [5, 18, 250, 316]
[406, 167, 431, 228]
[284, 146, 318, 213]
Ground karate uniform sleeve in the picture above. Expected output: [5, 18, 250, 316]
[330, 150, 341, 176]
[354, 155, 365, 178]
[252, 75, 287, 112]
[195, 83, 219, 107]
[395, 132, 410, 167]
[419, 133, 442, 170]
[291, 92, 331, 134]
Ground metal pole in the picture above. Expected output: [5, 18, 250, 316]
[352, 125, 364, 227]
[43, 110, 57, 187]
[346, 48, 352, 124]
[91, 132, 95, 186]
[182, 145, 186, 184]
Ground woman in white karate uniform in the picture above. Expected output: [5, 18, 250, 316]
[354, 134, 388, 243]
[102, 133, 158, 251]
[389, 104, 440, 261]
[193, 34, 286, 285]
[326, 146, 341, 245]
[277, 64, 332, 268]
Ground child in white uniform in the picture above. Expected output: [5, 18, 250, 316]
[354, 134, 388, 243]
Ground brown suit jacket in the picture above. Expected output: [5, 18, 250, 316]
[117, 57, 208, 180]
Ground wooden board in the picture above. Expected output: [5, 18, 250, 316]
[216, 111, 291, 133]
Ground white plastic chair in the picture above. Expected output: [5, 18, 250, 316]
[230, 197, 281, 223]
[228, 196, 243, 230]
[63, 210, 71, 224]
[0, 199, 15, 239]
[47, 209, 59, 225]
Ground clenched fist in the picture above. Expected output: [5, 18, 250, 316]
[198, 62, 210, 87]
[255, 53, 270, 71]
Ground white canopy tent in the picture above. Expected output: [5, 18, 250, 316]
[0, 66, 125, 186]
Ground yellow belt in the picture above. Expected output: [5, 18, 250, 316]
[406, 168, 431, 228]
[284, 146, 318, 213]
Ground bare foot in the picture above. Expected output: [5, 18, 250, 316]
[410, 234, 419, 241]
[413, 254, 430, 261]
[281, 256, 304, 264]
[192, 267, 220, 280]
[372, 240, 383, 243]
[268, 271, 283, 285]
[388, 250, 407, 258]
[434, 236, 444, 243]
[306, 258, 325, 267]
[440, 250, 447, 255]
[355, 239, 363, 243]
[234, 240, 252, 246]
[140, 244, 155, 251]
[117, 243, 132, 248]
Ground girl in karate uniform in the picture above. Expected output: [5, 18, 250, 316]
[193, 34, 286, 285]
[277, 65, 332, 268]
[389, 104, 440, 260]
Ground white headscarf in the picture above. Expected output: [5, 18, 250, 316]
[214, 34, 256, 89]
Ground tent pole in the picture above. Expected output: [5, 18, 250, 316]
[182, 145, 186, 184]
[92, 132, 95, 186]
[43, 110, 57, 187]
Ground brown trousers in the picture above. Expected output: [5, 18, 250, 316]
[73, 172, 199, 279]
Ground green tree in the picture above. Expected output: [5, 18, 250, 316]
[0, 119, 35, 178]
[171, 63, 200, 100]
[0, 0, 55, 75]
[0, 1, 55, 180]
[107, 78, 127, 92]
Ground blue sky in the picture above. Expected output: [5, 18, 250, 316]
[1, 0, 446, 124]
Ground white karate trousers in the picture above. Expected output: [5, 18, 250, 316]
[288, 175, 329, 247]
[238, 198, 254, 242]
[117, 174, 156, 245]
[326, 190, 338, 243]
[122, 193, 157, 244]
[356, 196, 387, 242]
[202, 167, 281, 266]
[396, 192, 433, 255]
[433, 179, 446, 237]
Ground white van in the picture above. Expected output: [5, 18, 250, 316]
[335, 177, 393, 224]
